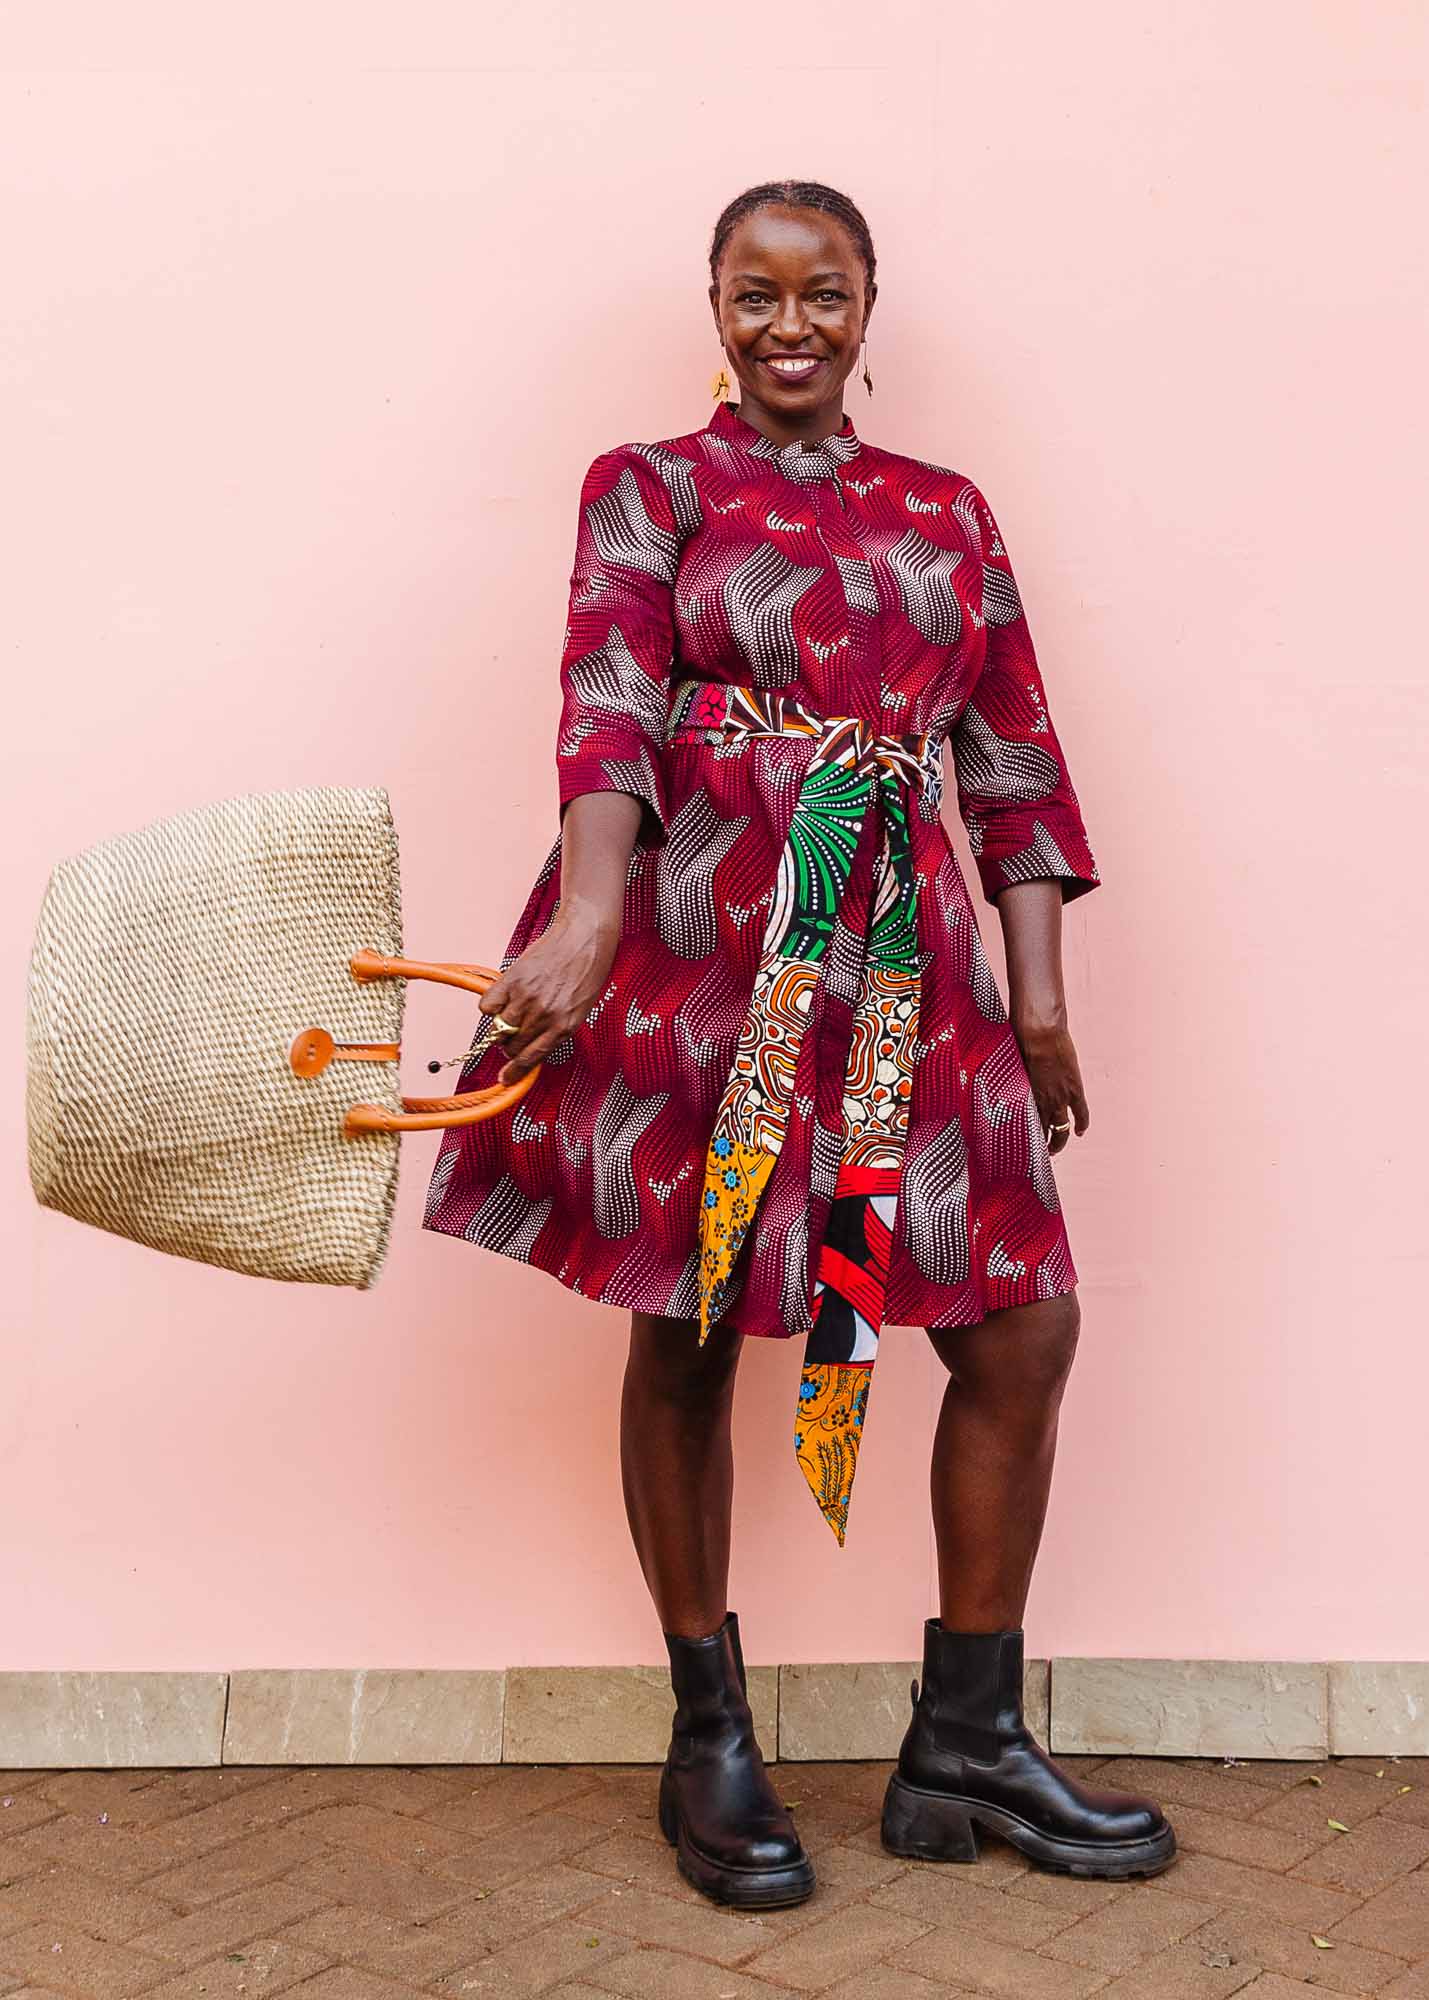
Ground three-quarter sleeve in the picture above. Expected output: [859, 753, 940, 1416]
[554, 444, 681, 849]
[950, 480, 1101, 907]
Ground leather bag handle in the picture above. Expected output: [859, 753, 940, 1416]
[288, 949, 541, 1136]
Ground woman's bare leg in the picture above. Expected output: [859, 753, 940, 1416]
[924, 1290, 1081, 1627]
[621, 1310, 744, 1639]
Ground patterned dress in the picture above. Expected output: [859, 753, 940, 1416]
[423, 398, 1100, 1542]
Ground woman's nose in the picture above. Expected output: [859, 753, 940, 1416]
[771, 298, 811, 339]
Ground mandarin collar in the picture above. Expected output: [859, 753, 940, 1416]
[705, 397, 862, 482]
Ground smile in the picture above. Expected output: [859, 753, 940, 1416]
[761, 356, 825, 382]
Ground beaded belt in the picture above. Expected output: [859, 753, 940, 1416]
[664, 676, 942, 1543]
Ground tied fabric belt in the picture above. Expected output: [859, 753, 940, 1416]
[664, 677, 942, 1544]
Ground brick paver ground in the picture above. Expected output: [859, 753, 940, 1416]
[2, 1754, 1428, 1997]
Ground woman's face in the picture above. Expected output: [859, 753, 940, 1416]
[709, 204, 873, 443]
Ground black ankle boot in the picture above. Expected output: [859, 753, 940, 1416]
[881, 1623, 1176, 1879]
[659, 1611, 815, 1908]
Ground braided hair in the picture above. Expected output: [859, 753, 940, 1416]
[708, 180, 876, 295]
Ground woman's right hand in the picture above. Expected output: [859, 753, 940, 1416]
[478, 907, 620, 1085]
[479, 789, 647, 1084]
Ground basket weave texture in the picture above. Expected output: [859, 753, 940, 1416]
[26, 785, 406, 1289]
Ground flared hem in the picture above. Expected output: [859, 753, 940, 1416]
[420, 1210, 1078, 1339]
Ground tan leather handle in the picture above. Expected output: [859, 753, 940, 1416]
[348, 948, 499, 996]
[343, 1064, 542, 1134]
[289, 949, 541, 1136]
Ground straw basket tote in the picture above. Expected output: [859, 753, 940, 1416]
[25, 785, 539, 1289]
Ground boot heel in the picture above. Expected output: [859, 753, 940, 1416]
[881, 1774, 980, 1862]
[657, 1765, 679, 1846]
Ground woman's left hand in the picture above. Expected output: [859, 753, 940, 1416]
[1013, 1014, 1089, 1157]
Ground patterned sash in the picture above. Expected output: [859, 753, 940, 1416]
[664, 677, 941, 1544]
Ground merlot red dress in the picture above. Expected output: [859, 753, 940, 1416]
[423, 398, 1100, 1541]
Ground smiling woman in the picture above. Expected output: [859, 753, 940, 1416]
[423, 178, 1173, 1910]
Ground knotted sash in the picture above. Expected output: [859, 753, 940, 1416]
[665, 678, 940, 1544]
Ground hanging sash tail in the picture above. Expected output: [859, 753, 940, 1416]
[668, 678, 937, 1544]
[799, 764, 923, 1542]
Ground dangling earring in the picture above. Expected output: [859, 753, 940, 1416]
[711, 363, 731, 402]
[861, 338, 874, 397]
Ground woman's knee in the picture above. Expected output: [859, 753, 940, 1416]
[626, 1311, 743, 1407]
[927, 1289, 1081, 1409]
[1035, 1289, 1082, 1395]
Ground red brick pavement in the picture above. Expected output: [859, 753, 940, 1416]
[1, 1755, 1427, 1996]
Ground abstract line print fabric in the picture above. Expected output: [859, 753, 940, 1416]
[423, 398, 1100, 1543]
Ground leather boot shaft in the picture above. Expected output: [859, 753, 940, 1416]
[902, 1622, 1027, 1769]
[664, 1618, 754, 1754]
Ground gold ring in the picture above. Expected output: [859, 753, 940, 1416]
[491, 1014, 518, 1036]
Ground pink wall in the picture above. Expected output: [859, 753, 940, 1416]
[3, 3, 1426, 1674]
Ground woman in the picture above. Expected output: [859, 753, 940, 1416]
[424, 179, 1175, 1908]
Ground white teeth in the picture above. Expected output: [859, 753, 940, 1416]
[769, 358, 819, 372]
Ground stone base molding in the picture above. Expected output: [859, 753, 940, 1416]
[0, 1659, 1424, 1768]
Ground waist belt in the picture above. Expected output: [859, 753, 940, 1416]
[666, 678, 943, 801]
[665, 676, 942, 1544]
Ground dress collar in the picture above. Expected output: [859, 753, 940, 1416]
[705, 397, 862, 482]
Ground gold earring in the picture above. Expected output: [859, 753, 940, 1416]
[711, 364, 731, 402]
[861, 338, 874, 396]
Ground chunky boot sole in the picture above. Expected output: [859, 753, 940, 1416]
[658, 1767, 816, 1909]
[881, 1773, 1177, 1880]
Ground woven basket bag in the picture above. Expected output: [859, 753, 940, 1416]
[25, 785, 538, 1289]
